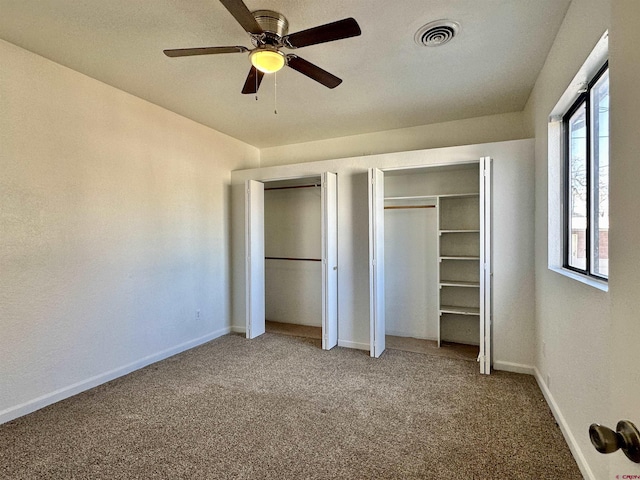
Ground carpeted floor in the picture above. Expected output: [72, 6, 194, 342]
[386, 335, 479, 361]
[0, 333, 581, 479]
[266, 320, 480, 361]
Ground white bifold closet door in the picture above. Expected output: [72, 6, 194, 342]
[322, 172, 338, 350]
[245, 174, 338, 349]
[479, 157, 492, 374]
[368, 168, 385, 358]
[245, 179, 265, 339]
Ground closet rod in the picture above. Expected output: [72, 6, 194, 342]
[265, 256, 322, 262]
[384, 205, 436, 210]
[264, 184, 319, 191]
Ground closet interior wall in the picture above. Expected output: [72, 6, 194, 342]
[264, 182, 322, 327]
[384, 199, 438, 340]
[384, 164, 480, 346]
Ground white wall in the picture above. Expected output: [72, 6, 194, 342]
[0, 39, 259, 423]
[232, 139, 535, 368]
[522, 0, 611, 478]
[264, 187, 322, 327]
[260, 112, 527, 167]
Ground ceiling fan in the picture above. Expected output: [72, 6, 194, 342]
[163, 0, 361, 94]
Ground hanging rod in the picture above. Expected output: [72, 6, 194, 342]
[265, 256, 322, 262]
[264, 184, 320, 191]
[384, 205, 436, 210]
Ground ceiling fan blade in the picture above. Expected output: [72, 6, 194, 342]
[286, 55, 342, 89]
[163, 46, 248, 57]
[283, 18, 361, 49]
[219, 0, 264, 35]
[241, 66, 265, 94]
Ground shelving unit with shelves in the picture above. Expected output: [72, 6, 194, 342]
[437, 193, 482, 348]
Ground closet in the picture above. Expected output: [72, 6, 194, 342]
[368, 159, 492, 373]
[264, 179, 322, 336]
[245, 173, 338, 350]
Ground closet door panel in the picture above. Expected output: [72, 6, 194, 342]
[322, 172, 338, 350]
[480, 157, 492, 374]
[245, 180, 265, 339]
[369, 168, 385, 357]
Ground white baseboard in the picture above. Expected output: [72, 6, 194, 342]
[493, 361, 536, 375]
[0, 327, 232, 425]
[337, 339, 370, 351]
[231, 325, 246, 334]
[533, 367, 596, 480]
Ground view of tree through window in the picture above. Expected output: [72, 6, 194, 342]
[591, 69, 609, 278]
[568, 104, 587, 270]
[564, 64, 608, 280]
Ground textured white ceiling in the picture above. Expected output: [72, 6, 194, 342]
[0, 0, 571, 148]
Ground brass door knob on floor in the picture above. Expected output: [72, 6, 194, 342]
[589, 420, 640, 463]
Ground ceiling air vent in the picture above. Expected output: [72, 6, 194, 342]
[414, 20, 460, 47]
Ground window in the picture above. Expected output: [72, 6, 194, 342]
[563, 62, 609, 280]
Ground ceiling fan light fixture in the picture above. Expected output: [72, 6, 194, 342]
[250, 47, 285, 73]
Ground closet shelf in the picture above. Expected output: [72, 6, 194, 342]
[439, 256, 480, 261]
[437, 193, 480, 198]
[385, 205, 435, 210]
[439, 229, 480, 234]
[439, 305, 480, 316]
[439, 280, 480, 288]
[265, 256, 322, 262]
[384, 195, 437, 201]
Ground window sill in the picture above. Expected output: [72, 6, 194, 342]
[549, 266, 609, 292]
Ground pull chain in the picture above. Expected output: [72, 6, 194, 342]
[255, 68, 258, 101]
[274, 71, 278, 115]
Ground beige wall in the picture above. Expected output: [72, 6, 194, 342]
[523, 0, 611, 478]
[0, 39, 259, 422]
[260, 111, 526, 167]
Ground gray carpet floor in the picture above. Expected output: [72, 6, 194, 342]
[0, 333, 581, 479]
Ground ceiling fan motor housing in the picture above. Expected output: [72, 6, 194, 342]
[252, 10, 289, 45]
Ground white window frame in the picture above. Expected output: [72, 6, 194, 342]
[547, 31, 609, 291]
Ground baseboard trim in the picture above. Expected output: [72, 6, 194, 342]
[231, 326, 246, 334]
[493, 361, 536, 375]
[533, 367, 596, 480]
[337, 339, 370, 351]
[0, 327, 232, 425]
